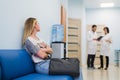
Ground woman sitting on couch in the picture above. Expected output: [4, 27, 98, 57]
[22, 18, 82, 80]
[22, 17, 53, 74]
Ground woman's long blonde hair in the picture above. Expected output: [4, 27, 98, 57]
[22, 17, 37, 45]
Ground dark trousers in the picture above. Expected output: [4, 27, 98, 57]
[106, 56, 109, 68]
[87, 54, 95, 68]
[99, 55, 109, 68]
[99, 55, 103, 68]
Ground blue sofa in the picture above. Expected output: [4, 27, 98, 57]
[0, 49, 73, 80]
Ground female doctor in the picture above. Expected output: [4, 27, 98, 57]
[98, 27, 112, 70]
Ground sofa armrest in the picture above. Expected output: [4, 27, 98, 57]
[0, 49, 35, 80]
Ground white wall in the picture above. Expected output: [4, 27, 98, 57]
[68, 0, 84, 19]
[0, 0, 60, 49]
[68, 0, 86, 65]
[86, 8, 120, 64]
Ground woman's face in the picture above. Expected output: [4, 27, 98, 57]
[104, 28, 107, 34]
[35, 22, 40, 32]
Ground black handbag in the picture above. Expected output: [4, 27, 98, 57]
[49, 58, 80, 77]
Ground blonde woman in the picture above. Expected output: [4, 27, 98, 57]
[22, 17, 53, 74]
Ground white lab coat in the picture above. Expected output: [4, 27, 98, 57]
[87, 30, 97, 55]
[100, 33, 112, 56]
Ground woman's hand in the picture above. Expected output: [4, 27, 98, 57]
[36, 46, 53, 59]
[46, 47, 53, 54]
[39, 42, 53, 54]
[105, 39, 112, 43]
[40, 47, 53, 54]
[39, 42, 47, 48]
[36, 50, 48, 59]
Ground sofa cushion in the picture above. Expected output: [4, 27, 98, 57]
[14, 73, 73, 80]
[0, 49, 35, 80]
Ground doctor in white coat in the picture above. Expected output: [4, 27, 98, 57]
[98, 27, 112, 70]
[87, 25, 97, 69]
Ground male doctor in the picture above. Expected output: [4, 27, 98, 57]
[87, 25, 97, 69]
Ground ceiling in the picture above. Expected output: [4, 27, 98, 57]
[83, 0, 120, 8]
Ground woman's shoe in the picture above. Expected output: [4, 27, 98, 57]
[98, 67, 103, 69]
[104, 68, 108, 70]
[92, 67, 96, 69]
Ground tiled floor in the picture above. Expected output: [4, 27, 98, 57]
[82, 65, 120, 80]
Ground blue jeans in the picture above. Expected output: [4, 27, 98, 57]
[35, 60, 50, 74]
